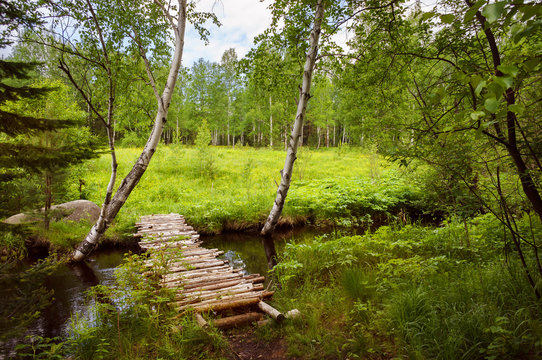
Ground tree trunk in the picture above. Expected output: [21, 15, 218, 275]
[44, 171, 52, 230]
[317, 126, 321, 149]
[326, 123, 329, 147]
[260, 0, 326, 266]
[72, 0, 187, 261]
[269, 95, 273, 148]
[175, 116, 179, 143]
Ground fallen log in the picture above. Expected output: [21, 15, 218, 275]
[258, 301, 284, 322]
[210, 312, 263, 329]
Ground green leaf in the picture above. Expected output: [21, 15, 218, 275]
[519, 5, 542, 22]
[522, 58, 540, 72]
[475, 80, 486, 97]
[487, 81, 504, 98]
[470, 75, 483, 88]
[508, 104, 525, 115]
[497, 65, 518, 77]
[481, 2, 506, 23]
[440, 14, 455, 24]
[484, 97, 500, 113]
[470, 111, 486, 120]
[494, 76, 513, 89]
[421, 12, 435, 21]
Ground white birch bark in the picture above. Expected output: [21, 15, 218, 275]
[261, 0, 325, 243]
[72, 0, 187, 262]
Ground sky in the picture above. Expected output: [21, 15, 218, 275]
[182, 0, 274, 66]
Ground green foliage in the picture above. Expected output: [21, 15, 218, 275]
[76, 146, 430, 239]
[272, 215, 542, 359]
[0, 223, 29, 259]
[286, 169, 425, 225]
[0, 78, 101, 220]
[0, 257, 58, 351]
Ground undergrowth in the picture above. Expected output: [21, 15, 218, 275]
[269, 214, 542, 359]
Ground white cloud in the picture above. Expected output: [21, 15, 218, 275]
[183, 0, 273, 67]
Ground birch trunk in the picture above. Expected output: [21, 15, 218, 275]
[260, 0, 325, 268]
[72, 0, 187, 262]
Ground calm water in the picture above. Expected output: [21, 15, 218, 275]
[0, 250, 126, 357]
[1, 227, 325, 356]
[202, 227, 323, 278]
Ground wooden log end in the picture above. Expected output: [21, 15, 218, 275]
[195, 313, 209, 329]
[285, 309, 301, 319]
[258, 300, 284, 323]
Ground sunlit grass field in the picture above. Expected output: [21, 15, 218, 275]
[80, 145, 402, 236]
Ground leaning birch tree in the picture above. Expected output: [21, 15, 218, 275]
[34, 0, 210, 261]
[260, 0, 326, 268]
[68, 0, 196, 261]
[72, 0, 188, 261]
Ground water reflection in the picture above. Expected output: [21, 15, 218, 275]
[202, 227, 322, 278]
[0, 250, 126, 356]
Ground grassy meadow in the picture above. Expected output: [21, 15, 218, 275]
[76, 145, 421, 242]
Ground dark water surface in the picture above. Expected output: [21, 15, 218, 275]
[202, 227, 323, 279]
[36, 250, 125, 338]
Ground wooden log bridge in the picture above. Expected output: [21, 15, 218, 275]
[134, 213, 283, 329]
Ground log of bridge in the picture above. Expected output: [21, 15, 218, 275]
[179, 292, 274, 313]
[210, 312, 263, 329]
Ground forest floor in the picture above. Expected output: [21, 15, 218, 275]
[226, 328, 290, 360]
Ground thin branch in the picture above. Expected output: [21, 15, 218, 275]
[153, 0, 177, 29]
[58, 58, 107, 127]
[130, 26, 162, 105]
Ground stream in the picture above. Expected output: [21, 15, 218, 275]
[1, 227, 322, 356]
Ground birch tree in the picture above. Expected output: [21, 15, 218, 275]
[69, 0, 195, 261]
[260, 0, 326, 268]
[32, 0, 207, 261]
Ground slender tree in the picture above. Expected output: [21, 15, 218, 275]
[71, 0, 191, 261]
[260, 0, 326, 268]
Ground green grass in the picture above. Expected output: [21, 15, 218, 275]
[78, 145, 422, 240]
[268, 215, 542, 359]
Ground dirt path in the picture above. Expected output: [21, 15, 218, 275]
[226, 328, 291, 360]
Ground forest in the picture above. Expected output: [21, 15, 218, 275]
[1, 0, 542, 359]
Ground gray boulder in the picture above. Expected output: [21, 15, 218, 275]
[3, 200, 101, 224]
